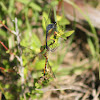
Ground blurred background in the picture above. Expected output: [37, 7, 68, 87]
[0, 0, 100, 100]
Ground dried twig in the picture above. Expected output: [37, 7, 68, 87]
[0, 41, 20, 62]
[14, 18, 25, 97]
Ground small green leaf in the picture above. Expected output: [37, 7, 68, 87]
[29, 2, 42, 12]
[35, 83, 41, 88]
[2, 20, 5, 24]
[59, 17, 70, 25]
[42, 12, 51, 31]
[61, 30, 74, 39]
[57, 15, 70, 25]
[6, 50, 10, 54]
[16, 0, 30, 5]
[0, 2, 7, 11]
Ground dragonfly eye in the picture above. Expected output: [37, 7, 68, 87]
[53, 22, 57, 30]
[53, 22, 57, 25]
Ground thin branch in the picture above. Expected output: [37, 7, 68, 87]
[0, 41, 20, 62]
[0, 67, 16, 73]
[76, 24, 95, 37]
[0, 41, 8, 51]
[0, 20, 16, 35]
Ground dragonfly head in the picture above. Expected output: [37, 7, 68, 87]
[46, 22, 57, 33]
[53, 22, 57, 25]
[52, 22, 57, 31]
[53, 22, 57, 27]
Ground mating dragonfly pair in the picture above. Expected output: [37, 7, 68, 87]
[34, 21, 58, 78]
[22, 21, 58, 79]
[43, 21, 57, 78]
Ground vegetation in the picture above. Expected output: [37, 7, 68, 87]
[0, 0, 100, 99]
